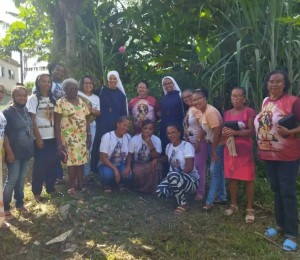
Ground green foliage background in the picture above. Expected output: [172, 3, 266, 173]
[1, 0, 300, 110]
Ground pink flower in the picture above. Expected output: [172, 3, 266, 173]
[119, 46, 126, 53]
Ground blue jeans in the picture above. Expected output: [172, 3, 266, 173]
[206, 144, 227, 205]
[98, 162, 133, 188]
[265, 160, 299, 238]
[3, 159, 30, 211]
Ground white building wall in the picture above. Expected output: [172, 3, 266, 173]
[0, 59, 20, 91]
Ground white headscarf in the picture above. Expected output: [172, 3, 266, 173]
[107, 70, 126, 96]
[107, 70, 128, 115]
[162, 76, 182, 96]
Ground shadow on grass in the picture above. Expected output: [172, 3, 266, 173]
[1, 165, 300, 259]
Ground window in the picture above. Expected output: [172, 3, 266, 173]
[8, 69, 15, 80]
[0, 66, 4, 77]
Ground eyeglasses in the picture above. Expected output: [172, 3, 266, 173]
[268, 80, 283, 85]
[231, 95, 244, 99]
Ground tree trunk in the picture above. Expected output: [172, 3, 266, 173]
[59, 0, 83, 74]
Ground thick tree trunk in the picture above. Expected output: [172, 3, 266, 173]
[59, 0, 83, 74]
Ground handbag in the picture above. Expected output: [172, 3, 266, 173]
[278, 114, 297, 130]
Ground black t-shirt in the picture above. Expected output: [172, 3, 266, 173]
[3, 105, 34, 160]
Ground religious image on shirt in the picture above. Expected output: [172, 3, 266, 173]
[137, 143, 151, 162]
[134, 100, 149, 125]
[110, 141, 125, 166]
[256, 103, 279, 151]
[169, 149, 182, 172]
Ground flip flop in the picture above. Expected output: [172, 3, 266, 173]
[282, 238, 298, 251]
[174, 205, 188, 215]
[265, 228, 277, 238]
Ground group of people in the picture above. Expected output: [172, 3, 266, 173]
[0, 68, 299, 251]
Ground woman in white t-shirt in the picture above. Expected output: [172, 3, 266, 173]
[27, 74, 57, 202]
[125, 119, 163, 193]
[99, 116, 132, 192]
[78, 75, 100, 180]
[182, 89, 208, 201]
[156, 124, 199, 215]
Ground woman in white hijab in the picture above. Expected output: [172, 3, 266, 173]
[160, 76, 185, 151]
[91, 70, 128, 172]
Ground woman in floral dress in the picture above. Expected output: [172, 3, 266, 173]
[54, 78, 91, 194]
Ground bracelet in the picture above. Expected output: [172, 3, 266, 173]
[87, 133, 91, 136]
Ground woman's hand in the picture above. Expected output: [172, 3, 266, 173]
[277, 125, 290, 137]
[121, 166, 131, 177]
[222, 127, 235, 137]
[114, 169, 121, 184]
[6, 151, 15, 164]
[212, 151, 220, 162]
[86, 134, 92, 149]
[143, 133, 152, 144]
[151, 158, 158, 172]
[36, 137, 44, 149]
[57, 143, 66, 156]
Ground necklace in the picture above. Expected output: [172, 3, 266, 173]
[13, 106, 32, 138]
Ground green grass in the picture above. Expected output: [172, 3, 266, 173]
[1, 165, 300, 260]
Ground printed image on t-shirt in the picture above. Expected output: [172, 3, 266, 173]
[135, 100, 149, 122]
[256, 103, 279, 151]
[110, 141, 125, 166]
[137, 143, 151, 162]
[169, 149, 182, 172]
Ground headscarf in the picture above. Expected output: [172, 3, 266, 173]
[162, 76, 182, 96]
[107, 70, 126, 96]
[107, 70, 128, 115]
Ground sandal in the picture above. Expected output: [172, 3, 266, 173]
[265, 227, 283, 238]
[224, 204, 239, 216]
[174, 204, 188, 215]
[283, 238, 298, 251]
[202, 204, 213, 212]
[67, 188, 76, 195]
[245, 208, 255, 224]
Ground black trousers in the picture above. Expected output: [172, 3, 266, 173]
[32, 138, 58, 195]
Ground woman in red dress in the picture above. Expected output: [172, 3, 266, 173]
[222, 87, 256, 224]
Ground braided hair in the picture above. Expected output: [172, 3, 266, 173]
[34, 74, 56, 106]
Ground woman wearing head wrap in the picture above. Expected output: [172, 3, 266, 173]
[160, 76, 185, 151]
[90, 70, 128, 172]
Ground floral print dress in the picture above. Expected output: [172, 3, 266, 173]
[54, 97, 89, 166]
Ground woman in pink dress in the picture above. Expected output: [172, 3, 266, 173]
[222, 87, 256, 224]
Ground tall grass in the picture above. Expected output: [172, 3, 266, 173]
[201, 0, 300, 110]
